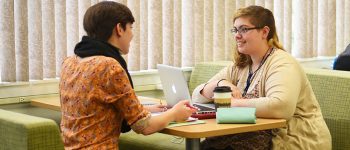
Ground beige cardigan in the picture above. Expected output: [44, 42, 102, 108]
[192, 49, 331, 149]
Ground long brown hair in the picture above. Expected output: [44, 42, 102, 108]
[232, 5, 284, 68]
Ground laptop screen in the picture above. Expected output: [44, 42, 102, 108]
[157, 64, 191, 107]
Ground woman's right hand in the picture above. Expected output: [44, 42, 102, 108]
[169, 100, 197, 122]
[140, 100, 197, 135]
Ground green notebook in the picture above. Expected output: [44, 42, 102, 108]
[216, 107, 256, 124]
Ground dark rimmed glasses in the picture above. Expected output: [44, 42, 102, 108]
[231, 26, 263, 35]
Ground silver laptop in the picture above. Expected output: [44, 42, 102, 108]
[157, 64, 215, 111]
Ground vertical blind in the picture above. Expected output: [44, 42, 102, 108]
[0, 0, 348, 82]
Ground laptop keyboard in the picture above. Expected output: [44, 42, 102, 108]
[193, 104, 215, 111]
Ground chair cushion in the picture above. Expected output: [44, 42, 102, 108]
[0, 109, 63, 150]
[119, 131, 185, 150]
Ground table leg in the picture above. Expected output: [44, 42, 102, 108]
[186, 138, 200, 150]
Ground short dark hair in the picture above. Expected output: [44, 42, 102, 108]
[83, 1, 135, 41]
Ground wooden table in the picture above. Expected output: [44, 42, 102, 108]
[31, 96, 286, 150]
[31, 96, 61, 111]
[160, 118, 285, 150]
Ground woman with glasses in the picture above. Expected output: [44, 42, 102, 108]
[192, 5, 331, 150]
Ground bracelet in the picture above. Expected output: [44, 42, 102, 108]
[200, 82, 209, 94]
[202, 82, 209, 90]
[217, 79, 226, 86]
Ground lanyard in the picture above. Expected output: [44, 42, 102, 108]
[242, 48, 274, 96]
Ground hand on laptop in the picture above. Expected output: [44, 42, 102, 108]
[144, 104, 168, 113]
[169, 100, 198, 122]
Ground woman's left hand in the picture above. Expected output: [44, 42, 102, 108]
[218, 80, 242, 99]
[144, 104, 168, 113]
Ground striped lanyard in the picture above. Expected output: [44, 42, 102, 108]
[242, 48, 274, 96]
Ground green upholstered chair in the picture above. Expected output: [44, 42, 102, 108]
[188, 61, 232, 93]
[0, 109, 64, 150]
[305, 68, 350, 150]
[119, 131, 185, 150]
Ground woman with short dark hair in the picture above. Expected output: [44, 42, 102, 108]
[59, 2, 196, 149]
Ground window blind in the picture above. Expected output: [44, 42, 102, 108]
[0, 0, 345, 82]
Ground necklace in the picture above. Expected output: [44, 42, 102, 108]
[242, 47, 274, 96]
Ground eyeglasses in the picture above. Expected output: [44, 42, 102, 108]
[231, 26, 263, 35]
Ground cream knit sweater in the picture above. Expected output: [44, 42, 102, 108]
[192, 49, 331, 149]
